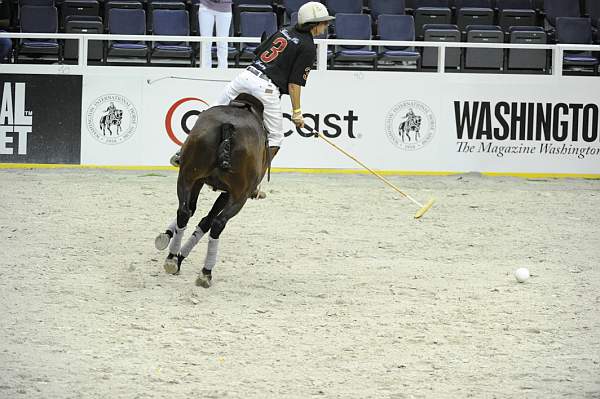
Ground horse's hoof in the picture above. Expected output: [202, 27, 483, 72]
[163, 254, 180, 275]
[155, 232, 170, 250]
[250, 190, 267, 200]
[195, 273, 212, 288]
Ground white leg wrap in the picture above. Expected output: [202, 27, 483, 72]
[204, 237, 220, 271]
[168, 226, 186, 254]
[167, 219, 177, 233]
[180, 226, 206, 258]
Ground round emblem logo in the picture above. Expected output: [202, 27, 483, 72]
[165, 97, 210, 146]
[86, 94, 138, 145]
[385, 100, 436, 151]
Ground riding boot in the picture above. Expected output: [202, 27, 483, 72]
[170, 150, 181, 167]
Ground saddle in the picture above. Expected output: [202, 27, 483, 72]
[228, 93, 265, 124]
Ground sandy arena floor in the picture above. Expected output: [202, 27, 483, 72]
[0, 168, 599, 399]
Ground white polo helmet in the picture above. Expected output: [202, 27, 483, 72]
[297, 1, 335, 25]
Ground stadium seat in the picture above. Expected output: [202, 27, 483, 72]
[282, 0, 310, 24]
[147, 0, 186, 34]
[105, 8, 149, 63]
[326, 0, 363, 15]
[60, 0, 99, 31]
[584, 0, 600, 37]
[150, 9, 194, 65]
[63, 15, 103, 61]
[556, 16, 599, 75]
[377, 14, 420, 69]
[464, 24, 504, 70]
[543, 0, 581, 40]
[507, 26, 547, 71]
[19, 0, 53, 6]
[496, 0, 536, 32]
[420, 23, 461, 69]
[455, 0, 495, 33]
[15, 5, 62, 63]
[413, 0, 452, 39]
[333, 13, 377, 69]
[369, 0, 405, 21]
[232, 0, 273, 36]
[238, 11, 277, 62]
[104, 0, 143, 32]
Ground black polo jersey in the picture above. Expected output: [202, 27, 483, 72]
[251, 26, 316, 95]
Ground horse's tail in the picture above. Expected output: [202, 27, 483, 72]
[217, 123, 234, 170]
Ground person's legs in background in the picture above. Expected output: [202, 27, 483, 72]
[198, 5, 216, 68]
[214, 10, 232, 69]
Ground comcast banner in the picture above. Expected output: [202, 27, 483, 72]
[80, 69, 600, 175]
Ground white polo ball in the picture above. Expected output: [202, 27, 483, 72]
[514, 268, 530, 283]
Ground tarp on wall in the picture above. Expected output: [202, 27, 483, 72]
[0, 74, 82, 164]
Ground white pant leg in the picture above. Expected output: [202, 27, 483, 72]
[214, 71, 285, 147]
[214, 11, 232, 69]
[198, 5, 216, 68]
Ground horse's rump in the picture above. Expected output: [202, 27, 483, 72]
[180, 97, 269, 196]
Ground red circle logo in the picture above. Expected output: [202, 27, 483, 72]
[165, 97, 210, 146]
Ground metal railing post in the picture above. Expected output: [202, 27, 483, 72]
[437, 44, 446, 74]
[317, 41, 328, 71]
[80, 34, 89, 68]
[553, 45, 564, 78]
[77, 34, 86, 67]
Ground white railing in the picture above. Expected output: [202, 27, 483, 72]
[1, 31, 599, 77]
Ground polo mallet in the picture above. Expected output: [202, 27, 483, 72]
[308, 127, 435, 219]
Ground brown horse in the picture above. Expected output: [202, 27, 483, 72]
[155, 93, 270, 288]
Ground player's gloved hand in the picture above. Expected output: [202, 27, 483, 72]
[292, 110, 304, 128]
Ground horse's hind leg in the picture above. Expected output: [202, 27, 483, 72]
[180, 192, 229, 259]
[155, 180, 203, 251]
[196, 196, 247, 288]
[163, 176, 201, 275]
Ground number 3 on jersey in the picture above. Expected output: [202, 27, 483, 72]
[260, 37, 288, 63]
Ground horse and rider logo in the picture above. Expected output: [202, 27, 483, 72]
[86, 94, 138, 145]
[385, 100, 436, 151]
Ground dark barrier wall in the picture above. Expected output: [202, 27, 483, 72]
[0, 74, 82, 164]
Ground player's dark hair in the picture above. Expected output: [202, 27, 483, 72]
[295, 22, 319, 33]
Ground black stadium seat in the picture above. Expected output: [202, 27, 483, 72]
[507, 26, 547, 72]
[15, 5, 62, 63]
[455, 0, 495, 33]
[377, 14, 420, 70]
[464, 24, 504, 70]
[63, 15, 103, 62]
[60, 0, 99, 31]
[421, 23, 461, 70]
[413, 0, 452, 40]
[556, 16, 599, 75]
[496, 0, 536, 32]
[105, 8, 149, 63]
[333, 13, 377, 69]
[150, 9, 194, 65]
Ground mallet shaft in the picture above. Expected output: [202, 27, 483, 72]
[315, 132, 424, 208]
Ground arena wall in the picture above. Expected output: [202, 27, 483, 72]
[1, 64, 600, 177]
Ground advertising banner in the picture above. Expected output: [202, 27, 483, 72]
[0, 74, 82, 164]
[80, 69, 600, 175]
